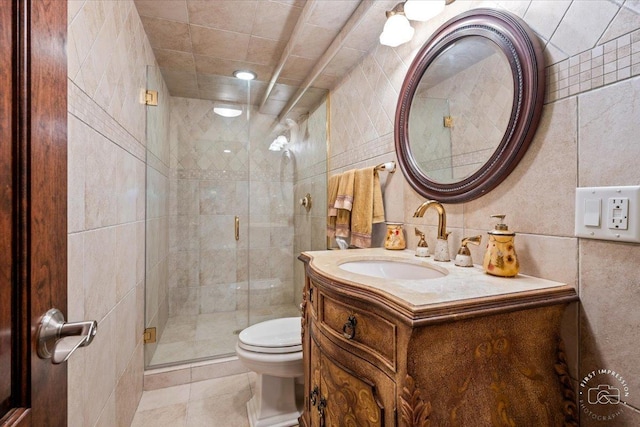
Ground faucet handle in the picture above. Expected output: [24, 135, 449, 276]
[454, 235, 482, 267]
[461, 235, 482, 247]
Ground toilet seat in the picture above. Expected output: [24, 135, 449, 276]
[237, 317, 302, 354]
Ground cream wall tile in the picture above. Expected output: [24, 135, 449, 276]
[84, 227, 117, 321]
[94, 392, 116, 427]
[68, 115, 86, 233]
[67, 350, 85, 427]
[68, 233, 84, 321]
[578, 76, 640, 186]
[515, 234, 578, 285]
[115, 288, 138, 378]
[85, 129, 118, 229]
[116, 343, 144, 427]
[83, 314, 115, 427]
[523, 0, 571, 42]
[465, 97, 578, 237]
[117, 148, 139, 223]
[550, 1, 619, 57]
[579, 240, 640, 409]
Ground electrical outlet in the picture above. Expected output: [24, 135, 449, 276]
[575, 186, 640, 243]
[608, 197, 629, 230]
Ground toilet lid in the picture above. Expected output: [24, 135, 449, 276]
[238, 317, 302, 354]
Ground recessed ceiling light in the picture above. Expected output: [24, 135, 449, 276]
[223, 149, 231, 153]
[233, 70, 257, 80]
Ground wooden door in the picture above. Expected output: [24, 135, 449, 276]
[0, 0, 68, 425]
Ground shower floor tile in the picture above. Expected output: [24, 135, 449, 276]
[149, 304, 300, 366]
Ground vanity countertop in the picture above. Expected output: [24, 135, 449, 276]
[299, 248, 578, 322]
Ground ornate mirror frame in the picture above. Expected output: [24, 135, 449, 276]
[395, 8, 545, 203]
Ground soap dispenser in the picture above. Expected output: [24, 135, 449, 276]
[482, 215, 519, 277]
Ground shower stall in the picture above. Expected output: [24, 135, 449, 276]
[144, 66, 328, 368]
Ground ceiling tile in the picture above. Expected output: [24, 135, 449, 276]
[161, 68, 199, 93]
[246, 37, 287, 66]
[280, 55, 316, 81]
[135, 0, 188, 22]
[154, 49, 196, 72]
[307, 0, 360, 30]
[187, 0, 258, 34]
[140, 16, 192, 51]
[252, 1, 303, 41]
[197, 74, 249, 104]
[194, 55, 274, 83]
[261, 98, 289, 116]
[190, 26, 251, 60]
[291, 24, 336, 59]
[343, 8, 388, 51]
[269, 83, 298, 101]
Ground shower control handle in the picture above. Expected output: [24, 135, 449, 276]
[342, 315, 357, 340]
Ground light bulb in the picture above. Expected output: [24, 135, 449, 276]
[379, 14, 414, 47]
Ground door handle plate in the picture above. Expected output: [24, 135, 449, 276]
[37, 308, 97, 364]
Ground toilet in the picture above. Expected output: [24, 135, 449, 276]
[235, 317, 303, 427]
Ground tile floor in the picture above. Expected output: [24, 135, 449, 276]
[150, 304, 301, 366]
[131, 372, 257, 427]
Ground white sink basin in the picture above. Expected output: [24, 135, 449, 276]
[339, 260, 446, 280]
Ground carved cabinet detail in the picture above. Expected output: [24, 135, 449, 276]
[298, 252, 579, 427]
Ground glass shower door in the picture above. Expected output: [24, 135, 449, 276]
[144, 66, 252, 367]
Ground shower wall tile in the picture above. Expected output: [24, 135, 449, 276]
[169, 99, 295, 316]
[67, 0, 165, 419]
[200, 249, 237, 285]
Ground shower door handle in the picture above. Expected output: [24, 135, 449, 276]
[235, 216, 240, 241]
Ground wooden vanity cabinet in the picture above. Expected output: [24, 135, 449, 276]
[298, 253, 579, 427]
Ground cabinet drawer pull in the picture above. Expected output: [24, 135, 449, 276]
[318, 397, 327, 427]
[310, 386, 319, 406]
[342, 315, 357, 339]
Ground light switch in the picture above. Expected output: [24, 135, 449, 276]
[583, 198, 600, 226]
[575, 186, 640, 243]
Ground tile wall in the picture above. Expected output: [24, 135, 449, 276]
[167, 98, 295, 318]
[292, 100, 329, 305]
[67, 0, 165, 425]
[328, 0, 640, 424]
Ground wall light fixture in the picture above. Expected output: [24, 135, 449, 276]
[380, 0, 454, 47]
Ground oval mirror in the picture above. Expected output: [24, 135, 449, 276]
[395, 9, 545, 203]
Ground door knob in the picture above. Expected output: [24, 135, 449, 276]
[37, 308, 97, 364]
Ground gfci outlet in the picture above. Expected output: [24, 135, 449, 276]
[575, 185, 640, 243]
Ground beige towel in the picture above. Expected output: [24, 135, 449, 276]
[351, 167, 385, 248]
[334, 169, 355, 211]
[335, 169, 355, 238]
[327, 174, 340, 237]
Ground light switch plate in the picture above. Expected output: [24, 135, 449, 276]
[575, 186, 640, 243]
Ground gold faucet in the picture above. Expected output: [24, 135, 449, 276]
[413, 200, 447, 239]
[413, 200, 450, 261]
